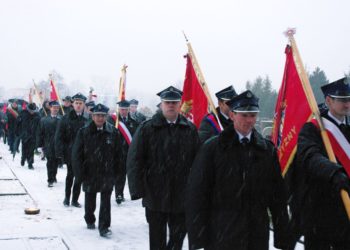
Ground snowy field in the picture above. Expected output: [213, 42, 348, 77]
[0, 142, 303, 250]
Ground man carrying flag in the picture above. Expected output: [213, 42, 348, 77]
[295, 78, 350, 249]
[198, 85, 237, 143]
[114, 99, 139, 204]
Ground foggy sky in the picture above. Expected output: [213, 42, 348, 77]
[1, 0, 349, 107]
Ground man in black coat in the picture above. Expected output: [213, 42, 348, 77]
[72, 104, 123, 238]
[37, 101, 62, 187]
[186, 90, 288, 250]
[129, 99, 147, 123]
[16, 103, 41, 169]
[61, 96, 73, 115]
[127, 86, 200, 250]
[293, 78, 350, 249]
[198, 85, 237, 143]
[115, 99, 139, 204]
[6, 100, 20, 153]
[55, 93, 88, 207]
[39, 100, 51, 117]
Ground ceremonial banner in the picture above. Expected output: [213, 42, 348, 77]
[272, 45, 313, 175]
[50, 79, 59, 101]
[181, 54, 208, 128]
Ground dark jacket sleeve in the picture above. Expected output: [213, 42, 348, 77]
[186, 141, 214, 250]
[72, 128, 84, 182]
[126, 125, 145, 200]
[297, 122, 342, 181]
[54, 118, 65, 159]
[268, 145, 289, 249]
[198, 118, 215, 144]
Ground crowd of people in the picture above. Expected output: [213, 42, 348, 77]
[0, 78, 349, 249]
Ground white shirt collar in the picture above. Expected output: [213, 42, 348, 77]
[166, 116, 178, 124]
[236, 130, 252, 142]
[328, 111, 346, 125]
[220, 111, 229, 120]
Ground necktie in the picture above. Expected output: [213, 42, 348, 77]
[241, 137, 249, 146]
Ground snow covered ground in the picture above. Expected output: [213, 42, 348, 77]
[0, 142, 303, 249]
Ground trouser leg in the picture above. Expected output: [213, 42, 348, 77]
[115, 163, 126, 198]
[65, 163, 74, 200]
[84, 192, 97, 225]
[98, 191, 112, 231]
[47, 157, 58, 183]
[167, 213, 187, 250]
[145, 208, 167, 250]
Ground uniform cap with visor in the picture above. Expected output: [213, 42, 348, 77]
[321, 77, 350, 100]
[226, 90, 260, 113]
[157, 86, 183, 102]
[215, 85, 237, 101]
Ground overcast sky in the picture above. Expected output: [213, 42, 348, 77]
[1, 0, 349, 106]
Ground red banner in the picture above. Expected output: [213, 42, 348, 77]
[50, 80, 58, 101]
[181, 54, 208, 128]
[272, 45, 313, 174]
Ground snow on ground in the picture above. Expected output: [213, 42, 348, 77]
[0, 142, 303, 249]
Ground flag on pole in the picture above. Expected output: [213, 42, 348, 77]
[118, 64, 127, 102]
[181, 54, 209, 128]
[50, 79, 59, 101]
[115, 64, 132, 145]
[271, 45, 313, 175]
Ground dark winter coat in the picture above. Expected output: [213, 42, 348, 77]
[0, 111, 7, 131]
[36, 115, 62, 158]
[130, 111, 147, 123]
[119, 113, 139, 136]
[72, 121, 123, 193]
[292, 113, 350, 242]
[61, 106, 73, 116]
[127, 112, 200, 213]
[16, 110, 41, 145]
[6, 105, 20, 135]
[186, 126, 288, 250]
[198, 107, 232, 144]
[54, 109, 88, 164]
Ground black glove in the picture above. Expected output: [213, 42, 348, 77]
[331, 170, 350, 193]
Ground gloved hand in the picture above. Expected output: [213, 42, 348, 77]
[331, 170, 350, 193]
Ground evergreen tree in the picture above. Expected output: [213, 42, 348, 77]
[309, 67, 328, 104]
[246, 76, 277, 119]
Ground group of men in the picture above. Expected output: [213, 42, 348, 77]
[0, 77, 349, 249]
[126, 79, 349, 250]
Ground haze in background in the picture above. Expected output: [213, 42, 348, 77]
[1, 0, 349, 108]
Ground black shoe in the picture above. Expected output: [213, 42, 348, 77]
[20, 159, 25, 166]
[63, 198, 70, 206]
[28, 165, 34, 170]
[48, 182, 54, 187]
[116, 195, 123, 205]
[71, 201, 81, 208]
[54, 178, 57, 183]
[99, 229, 112, 238]
[87, 223, 96, 229]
